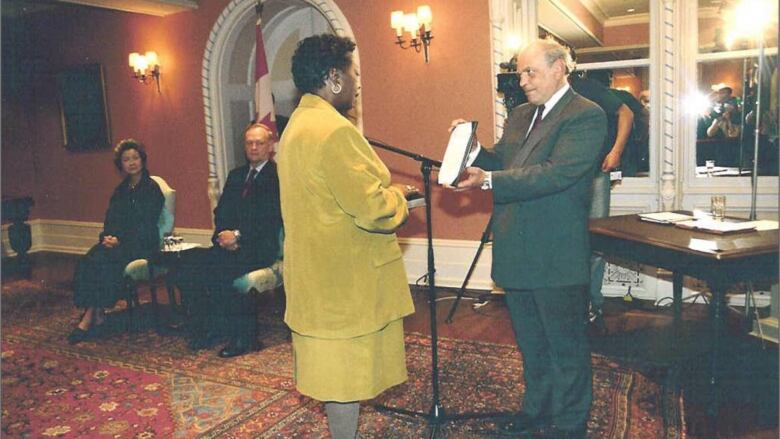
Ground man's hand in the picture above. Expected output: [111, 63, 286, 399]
[449, 118, 469, 133]
[217, 230, 239, 250]
[101, 235, 119, 248]
[601, 150, 621, 172]
[455, 167, 486, 191]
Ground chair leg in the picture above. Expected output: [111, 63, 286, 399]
[166, 282, 179, 313]
[125, 277, 137, 334]
[149, 282, 160, 330]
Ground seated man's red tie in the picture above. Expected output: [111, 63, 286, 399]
[242, 169, 258, 198]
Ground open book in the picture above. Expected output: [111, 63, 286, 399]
[438, 121, 478, 186]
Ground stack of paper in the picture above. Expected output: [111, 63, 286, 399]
[637, 212, 695, 224]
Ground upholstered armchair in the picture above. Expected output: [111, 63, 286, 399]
[232, 228, 284, 295]
[123, 176, 176, 331]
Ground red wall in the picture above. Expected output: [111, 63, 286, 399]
[2, 0, 495, 240]
[603, 23, 649, 47]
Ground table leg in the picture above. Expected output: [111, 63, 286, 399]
[672, 272, 683, 330]
[707, 281, 728, 428]
[668, 271, 684, 397]
[162, 275, 186, 331]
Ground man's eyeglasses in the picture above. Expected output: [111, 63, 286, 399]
[517, 68, 538, 81]
[245, 140, 271, 147]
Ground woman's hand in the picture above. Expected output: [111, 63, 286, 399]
[393, 183, 421, 199]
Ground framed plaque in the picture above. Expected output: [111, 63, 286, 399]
[56, 63, 111, 151]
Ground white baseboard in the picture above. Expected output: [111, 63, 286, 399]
[751, 317, 779, 344]
[397, 237, 495, 290]
[3, 220, 775, 308]
[2, 220, 213, 256]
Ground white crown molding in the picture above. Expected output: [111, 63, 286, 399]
[57, 0, 197, 17]
[579, 0, 607, 24]
[605, 12, 650, 27]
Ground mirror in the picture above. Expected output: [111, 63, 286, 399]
[695, 0, 778, 177]
[538, 0, 651, 178]
[694, 55, 778, 176]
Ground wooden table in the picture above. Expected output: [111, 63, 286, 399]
[589, 213, 778, 426]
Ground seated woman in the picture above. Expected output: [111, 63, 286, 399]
[68, 139, 164, 344]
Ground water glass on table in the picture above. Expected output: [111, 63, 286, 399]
[711, 195, 726, 221]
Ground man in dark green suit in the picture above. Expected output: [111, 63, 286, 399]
[456, 39, 606, 439]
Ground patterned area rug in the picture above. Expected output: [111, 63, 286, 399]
[1, 279, 684, 438]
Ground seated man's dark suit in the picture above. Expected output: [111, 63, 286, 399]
[473, 87, 606, 432]
[176, 161, 281, 349]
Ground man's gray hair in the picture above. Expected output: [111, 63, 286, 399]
[534, 38, 574, 74]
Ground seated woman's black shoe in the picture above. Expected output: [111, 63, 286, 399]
[67, 327, 91, 345]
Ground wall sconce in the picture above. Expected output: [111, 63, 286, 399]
[128, 51, 161, 93]
[390, 5, 433, 63]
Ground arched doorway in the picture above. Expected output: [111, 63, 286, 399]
[201, 0, 361, 209]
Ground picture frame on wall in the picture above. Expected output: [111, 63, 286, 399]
[56, 63, 111, 151]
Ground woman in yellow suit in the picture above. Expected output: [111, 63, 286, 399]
[277, 34, 417, 438]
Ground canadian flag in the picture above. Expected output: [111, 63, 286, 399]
[254, 1, 277, 139]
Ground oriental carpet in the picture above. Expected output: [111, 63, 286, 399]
[1, 279, 684, 438]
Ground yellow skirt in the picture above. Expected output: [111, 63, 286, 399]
[291, 319, 407, 402]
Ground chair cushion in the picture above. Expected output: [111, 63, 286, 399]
[124, 259, 168, 284]
[158, 207, 174, 241]
[150, 175, 176, 241]
[124, 259, 150, 281]
[232, 259, 283, 295]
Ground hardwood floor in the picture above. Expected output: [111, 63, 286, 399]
[4, 252, 778, 438]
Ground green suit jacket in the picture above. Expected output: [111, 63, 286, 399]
[277, 94, 415, 339]
[474, 88, 606, 290]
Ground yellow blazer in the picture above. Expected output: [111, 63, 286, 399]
[278, 94, 414, 339]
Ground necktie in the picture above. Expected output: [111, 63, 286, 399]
[528, 104, 545, 136]
[242, 168, 258, 198]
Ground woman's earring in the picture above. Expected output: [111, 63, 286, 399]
[330, 81, 342, 95]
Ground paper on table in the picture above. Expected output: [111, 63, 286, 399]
[675, 219, 757, 234]
[742, 220, 779, 231]
[689, 238, 719, 253]
[438, 121, 478, 186]
[162, 242, 201, 252]
[638, 212, 695, 224]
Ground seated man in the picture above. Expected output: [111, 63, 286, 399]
[176, 122, 282, 357]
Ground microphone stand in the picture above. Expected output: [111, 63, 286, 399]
[444, 216, 492, 324]
[367, 138, 507, 438]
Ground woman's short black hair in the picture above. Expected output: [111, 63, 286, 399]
[291, 34, 356, 94]
[113, 138, 148, 171]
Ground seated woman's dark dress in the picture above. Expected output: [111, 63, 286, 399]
[73, 170, 164, 308]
